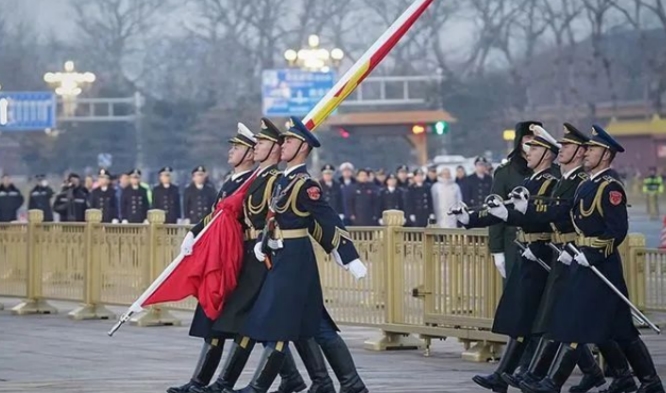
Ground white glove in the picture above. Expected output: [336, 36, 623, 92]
[492, 253, 506, 278]
[180, 231, 195, 256]
[448, 203, 469, 225]
[521, 246, 538, 262]
[511, 192, 528, 214]
[347, 259, 368, 280]
[267, 238, 283, 250]
[338, 214, 345, 220]
[409, 214, 416, 222]
[378, 218, 384, 225]
[557, 250, 573, 266]
[143, 219, 149, 224]
[253, 242, 266, 261]
[111, 219, 119, 224]
[121, 219, 128, 224]
[487, 196, 508, 221]
[574, 251, 590, 267]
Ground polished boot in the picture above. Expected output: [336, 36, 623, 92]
[598, 341, 638, 393]
[235, 346, 287, 393]
[503, 337, 558, 388]
[319, 335, 368, 393]
[294, 338, 335, 393]
[269, 350, 307, 393]
[201, 338, 256, 393]
[622, 339, 664, 393]
[472, 337, 527, 393]
[519, 344, 579, 393]
[167, 339, 224, 393]
[569, 345, 605, 393]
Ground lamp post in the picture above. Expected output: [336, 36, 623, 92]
[44, 60, 95, 117]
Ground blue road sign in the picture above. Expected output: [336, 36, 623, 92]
[0, 91, 56, 131]
[261, 69, 335, 117]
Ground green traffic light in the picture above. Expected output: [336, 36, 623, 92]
[435, 121, 448, 135]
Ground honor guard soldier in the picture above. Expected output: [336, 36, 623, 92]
[521, 126, 664, 393]
[184, 166, 218, 224]
[499, 124, 606, 392]
[168, 124, 256, 393]
[53, 173, 89, 222]
[349, 168, 379, 226]
[452, 125, 560, 393]
[230, 116, 368, 393]
[406, 168, 435, 227]
[152, 167, 182, 224]
[28, 175, 54, 222]
[377, 173, 405, 224]
[89, 169, 118, 223]
[462, 156, 493, 207]
[319, 164, 345, 219]
[121, 169, 149, 223]
[0, 174, 24, 222]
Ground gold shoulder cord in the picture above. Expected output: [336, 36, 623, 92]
[311, 221, 323, 243]
[274, 178, 311, 217]
[246, 175, 278, 215]
[580, 180, 609, 218]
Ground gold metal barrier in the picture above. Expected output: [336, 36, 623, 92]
[0, 209, 652, 361]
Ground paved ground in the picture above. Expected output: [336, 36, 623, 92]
[1, 298, 666, 393]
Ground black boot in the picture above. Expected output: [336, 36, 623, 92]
[503, 338, 559, 388]
[269, 349, 307, 393]
[472, 337, 527, 393]
[167, 339, 224, 393]
[598, 340, 638, 393]
[520, 344, 579, 393]
[319, 335, 368, 393]
[622, 339, 664, 393]
[569, 345, 605, 393]
[202, 337, 256, 393]
[235, 345, 288, 393]
[293, 338, 335, 393]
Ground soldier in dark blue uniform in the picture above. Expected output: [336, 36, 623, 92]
[121, 169, 149, 223]
[152, 167, 182, 224]
[28, 175, 54, 222]
[374, 168, 387, 188]
[520, 126, 664, 393]
[337, 162, 356, 226]
[167, 125, 256, 393]
[89, 168, 118, 223]
[396, 165, 410, 190]
[406, 169, 435, 227]
[377, 173, 405, 223]
[349, 168, 379, 226]
[462, 156, 493, 207]
[232, 116, 368, 393]
[319, 164, 345, 219]
[451, 125, 560, 393]
[184, 166, 218, 225]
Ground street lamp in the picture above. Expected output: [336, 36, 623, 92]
[44, 60, 96, 117]
[284, 34, 344, 72]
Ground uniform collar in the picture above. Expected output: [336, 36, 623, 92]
[529, 167, 549, 180]
[231, 169, 252, 181]
[591, 167, 611, 181]
[284, 163, 306, 176]
[561, 165, 582, 180]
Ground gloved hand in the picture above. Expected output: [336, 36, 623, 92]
[347, 259, 368, 280]
[510, 190, 529, 214]
[180, 231, 195, 256]
[521, 246, 538, 262]
[409, 214, 416, 223]
[487, 195, 508, 221]
[267, 238, 283, 250]
[492, 253, 506, 278]
[557, 250, 573, 266]
[121, 219, 128, 224]
[253, 242, 266, 262]
[338, 214, 345, 221]
[111, 219, 119, 224]
[448, 203, 469, 225]
[574, 251, 590, 267]
[378, 218, 384, 226]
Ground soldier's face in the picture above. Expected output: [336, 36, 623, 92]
[342, 169, 353, 178]
[584, 145, 607, 170]
[253, 139, 274, 162]
[558, 143, 580, 164]
[376, 174, 386, 183]
[228, 144, 252, 166]
[280, 137, 303, 161]
[386, 178, 397, 187]
[159, 173, 171, 184]
[130, 175, 140, 186]
[357, 172, 368, 183]
[456, 167, 465, 178]
[98, 177, 109, 187]
[397, 171, 408, 181]
[526, 145, 547, 168]
[322, 173, 333, 182]
[119, 175, 129, 188]
[192, 172, 205, 184]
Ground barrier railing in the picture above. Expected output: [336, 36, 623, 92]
[0, 209, 650, 361]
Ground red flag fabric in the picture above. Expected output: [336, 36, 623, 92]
[142, 173, 257, 319]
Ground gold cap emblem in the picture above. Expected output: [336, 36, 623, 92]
[261, 119, 267, 130]
[592, 127, 598, 136]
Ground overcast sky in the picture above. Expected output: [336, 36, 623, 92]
[6, 0, 77, 39]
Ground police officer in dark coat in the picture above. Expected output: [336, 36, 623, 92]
[28, 175, 54, 222]
[377, 173, 405, 222]
[337, 162, 356, 226]
[349, 168, 379, 226]
[319, 164, 345, 218]
[120, 169, 149, 223]
[167, 124, 257, 393]
[405, 169, 435, 227]
[374, 168, 387, 188]
[89, 169, 118, 223]
[152, 167, 181, 224]
[522, 126, 664, 393]
[463, 157, 493, 207]
[183, 166, 218, 224]
[53, 173, 89, 222]
[425, 165, 438, 186]
[0, 174, 24, 222]
[395, 165, 410, 190]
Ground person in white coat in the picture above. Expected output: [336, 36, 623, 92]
[431, 167, 463, 228]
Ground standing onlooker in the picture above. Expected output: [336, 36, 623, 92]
[53, 173, 89, 222]
[89, 168, 118, 223]
[0, 174, 24, 222]
[152, 166, 181, 224]
[376, 173, 405, 224]
[462, 156, 493, 207]
[455, 165, 467, 187]
[319, 164, 345, 219]
[425, 165, 438, 186]
[349, 168, 379, 226]
[28, 174, 54, 222]
[405, 169, 435, 227]
[374, 168, 387, 188]
[643, 166, 663, 220]
[116, 172, 130, 220]
[183, 165, 217, 224]
[338, 162, 356, 226]
[431, 167, 462, 228]
[121, 169, 150, 223]
[396, 165, 410, 190]
[84, 175, 95, 193]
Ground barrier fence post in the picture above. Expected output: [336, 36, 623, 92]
[12, 210, 57, 315]
[69, 209, 116, 320]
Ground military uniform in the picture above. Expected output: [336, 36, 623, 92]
[319, 165, 345, 217]
[405, 170, 435, 227]
[349, 174, 379, 226]
[0, 181, 24, 222]
[377, 174, 405, 218]
[27, 175, 54, 222]
[184, 166, 218, 224]
[462, 158, 493, 207]
[152, 167, 182, 224]
[121, 169, 149, 223]
[88, 169, 118, 223]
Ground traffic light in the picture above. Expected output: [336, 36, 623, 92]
[434, 121, 449, 135]
[412, 124, 426, 134]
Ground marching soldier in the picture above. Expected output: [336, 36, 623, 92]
[28, 175, 54, 222]
[451, 125, 560, 393]
[121, 169, 149, 223]
[230, 116, 368, 393]
[53, 173, 89, 222]
[377, 173, 405, 223]
[520, 126, 664, 393]
[462, 156, 493, 207]
[184, 166, 218, 224]
[152, 167, 182, 224]
[319, 164, 345, 219]
[168, 124, 257, 393]
[349, 168, 379, 226]
[89, 169, 118, 223]
[0, 174, 24, 222]
[406, 169, 435, 227]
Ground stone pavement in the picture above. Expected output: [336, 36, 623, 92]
[1, 298, 665, 393]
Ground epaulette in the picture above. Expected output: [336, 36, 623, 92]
[577, 172, 589, 181]
[602, 175, 625, 190]
[264, 168, 280, 178]
[540, 172, 557, 181]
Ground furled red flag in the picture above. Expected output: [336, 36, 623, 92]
[140, 171, 257, 319]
